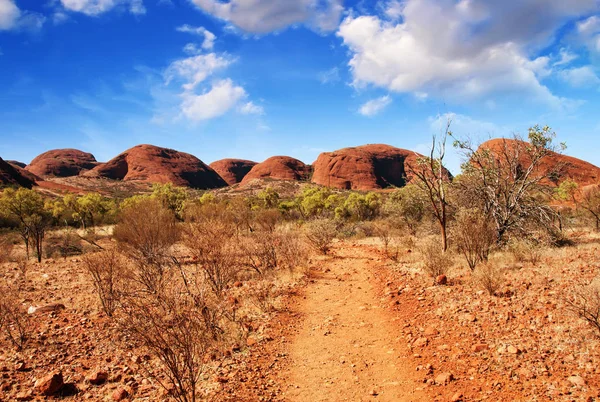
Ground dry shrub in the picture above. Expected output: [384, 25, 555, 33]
[240, 231, 278, 276]
[119, 280, 221, 402]
[0, 236, 13, 263]
[420, 238, 453, 278]
[508, 237, 544, 265]
[373, 221, 401, 261]
[566, 280, 600, 336]
[474, 262, 504, 296]
[114, 199, 180, 293]
[454, 208, 496, 271]
[45, 230, 83, 259]
[184, 208, 239, 297]
[83, 249, 126, 317]
[0, 281, 31, 350]
[275, 226, 309, 272]
[245, 280, 277, 313]
[304, 218, 337, 255]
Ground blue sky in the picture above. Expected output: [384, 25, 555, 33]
[1, 0, 600, 174]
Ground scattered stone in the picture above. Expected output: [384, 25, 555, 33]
[567, 375, 586, 387]
[451, 392, 463, 402]
[34, 372, 64, 395]
[472, 343, 488, 353]
[434, 372, 454, 385]
[436, 275, 448, 285]
[88, 370, 109, 385]
[507, 345, 521, 355]
[112, 387, 130, 401]
[413, 337, 429, 348]
[370, 388, 378, 396]
[28, 303, 66, 315]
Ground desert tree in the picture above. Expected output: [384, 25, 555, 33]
[453, 125, 564, 243]
[409, 119, 452, 251]
[0, 188, 51, 262]
[581, 185, 600, 231]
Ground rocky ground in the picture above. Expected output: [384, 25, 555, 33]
[1, 232, 599, 401]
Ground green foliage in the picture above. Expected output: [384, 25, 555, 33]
[336, 192, 381, 221]
[555, 179, 578, 203]
[383, 185, 428, 234]
[0, 188, 51, 262]
[151, 183, 188, 219]
[294, 186, 340, 218]
[63, 193, 113, 229]
[258, 187, 280, 209]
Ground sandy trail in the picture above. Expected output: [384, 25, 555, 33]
[283, 243, 426, 402]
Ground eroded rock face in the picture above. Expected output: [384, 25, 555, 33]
[26, 149, 98, 178]
[7, 160, 26, 168]
[241, 156, 311, 184]
[0, 157, 36, 188]
[209, 159, 257, 185]
[84, 144, 227, 189]
[311, 144, 429, 190]
[479, 139, 600, 187]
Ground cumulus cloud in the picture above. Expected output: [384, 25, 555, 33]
[60, 0, 146, 16]
[177, 24, 216, 50]
[0, 0, 20, 30]
[553, 48, 578, 66]
[358, 95, 392, 116]
[181, 79, 247, 121]
[239, 101, 264, 115]
[337, 0, 600, 106]
[189, 0, 344, 34]
[577, 16, 600, 54]
[559, 66, 600, 88]
[165, 53, 234, 91]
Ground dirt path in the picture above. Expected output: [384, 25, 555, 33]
[283, 243, 427, 402]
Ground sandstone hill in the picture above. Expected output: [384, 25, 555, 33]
[7, 160, 26, 168]
[241, 156, 311, 185]
[0, 157, 36, 188]
[209, 159, 257, 185]
[26, 149, 98, 178]
[311, 144, 438, 190]
[84, 144, 227, 189]
[479, 139, 600, 187]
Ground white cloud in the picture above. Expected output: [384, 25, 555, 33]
[189, 0, 344, 34]
[577, 16, 600, 54]
[358, 95, 392, 117]
[60, 0, 145, 16]
[239, 101, 264, 115]
[165, 53, 233, 91]
[177, 24, 216, 50]
[318, 67, 340, 84]
[181, 79, 247, 121]
[553, 48, 578, 66]
[559, 66, 600, 88]
[0, 0, 20, 30]
[337, 0, 600, 107]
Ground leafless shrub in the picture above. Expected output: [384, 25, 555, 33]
[0, 281, 31, 350]
[373, 221, 400, 261]
[45, 230, 83, 259]
[566, 280, 600, 336]
[245, 280, 277, 313]
[114, 199, 180, 293]
[0, 236, 13, 264]
[304, 218, 337, 255]
[183, 212, 240, 297]
[275, 226, 309, 272]
[83, 249, 126, 317]
[454, 209, 496, 271]
[118, 280, 220, 402]
[240, 231, 278, 276]
[508, 237, 544, 265]
[474, 262, 504, 296]
[420, 238, 453, 278]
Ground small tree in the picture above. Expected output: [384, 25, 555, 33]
[409, 120, 452, 251]
[581, 185, 600, 231]
[63, 193, 111, 230]
[0, 188, 50, 262]
[453, 125, 563, 243]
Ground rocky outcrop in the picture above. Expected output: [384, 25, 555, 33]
[311, 144, 432, 190]
[84, 144, 227, 189]
[26, 149, 98, 177]
[241, 156, 311, 184]
[209, 159, 257, 185]
[0, 157, 36, 188]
